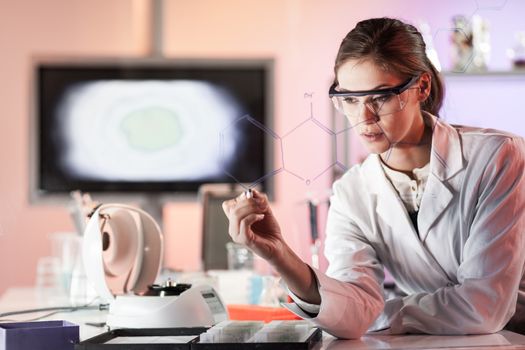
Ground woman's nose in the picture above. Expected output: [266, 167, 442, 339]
[356, 103, 379, 125]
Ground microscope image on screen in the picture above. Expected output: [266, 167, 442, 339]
[55, 80, 243, 182]
[34, 61, 271, 197]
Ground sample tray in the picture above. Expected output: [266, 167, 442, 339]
[76, 326, 322, 350]
[75, 327, 205, 350]
[194, 327, 322, 350]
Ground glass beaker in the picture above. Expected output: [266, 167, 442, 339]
[35, 256, 63, 304]
[226, 242, 254, 270]
[49, 232, 82, 294]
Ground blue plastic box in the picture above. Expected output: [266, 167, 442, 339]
[0, 320, 79, 350]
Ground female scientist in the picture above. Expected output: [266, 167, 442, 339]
[222, 17, 525, 338]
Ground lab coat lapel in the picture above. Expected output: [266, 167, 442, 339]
[363, 155, 423, 252]
[418, 175, 453, 242]
[362, 152, 455, 282]
[418, 116, 465, 242]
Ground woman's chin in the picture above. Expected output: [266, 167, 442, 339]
[360, 140, 391, 155]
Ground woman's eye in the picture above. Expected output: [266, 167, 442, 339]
[343, 97, 358, 104]
[372, 95, 392, 104]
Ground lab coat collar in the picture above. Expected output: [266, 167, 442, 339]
[362, 155, 455, 280]
[362, 113, 464, 194]
[362, 154, 429, 255]
[362, 154, 417, 237]
[361, 113, 464, 244]
[426, 112, 465, 181]
[417, 113, 463, 241]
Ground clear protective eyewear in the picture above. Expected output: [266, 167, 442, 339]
[329, 76, 420, 120]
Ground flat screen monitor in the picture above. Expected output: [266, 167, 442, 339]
[31, 58, 274, 205]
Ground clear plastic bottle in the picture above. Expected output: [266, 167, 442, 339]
[69, 249, 98, 306]
[258, 276, 280, 307]
[508, 32, 525, 69]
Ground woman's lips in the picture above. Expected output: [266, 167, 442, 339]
[360, 131, 384, 142]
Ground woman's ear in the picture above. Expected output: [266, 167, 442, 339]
[418, 72, 432, 101]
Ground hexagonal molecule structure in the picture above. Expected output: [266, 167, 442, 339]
[219, 114, 283, 190]
[281, 100, 337, 186]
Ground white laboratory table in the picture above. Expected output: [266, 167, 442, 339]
[2, 287, 525, 349]
[0, 287, 108, 340]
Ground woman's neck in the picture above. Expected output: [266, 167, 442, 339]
[380, 114, 432, 178]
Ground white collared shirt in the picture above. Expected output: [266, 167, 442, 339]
[380, 161, 430, 213]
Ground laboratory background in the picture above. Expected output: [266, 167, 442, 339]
[1, 0, 525, 300]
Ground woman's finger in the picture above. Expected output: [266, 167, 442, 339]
[237, 213, 265, 245]
[222, 190, 247, 213]
[251, 190, 271, 213]
[227, 200, 264, 239]
[222, 199, 236, 217]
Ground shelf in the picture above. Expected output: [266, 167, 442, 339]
[442, 69, 525, 76]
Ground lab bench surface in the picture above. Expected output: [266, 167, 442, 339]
[2, 287, 525, 350]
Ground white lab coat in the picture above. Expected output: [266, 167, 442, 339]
[286, 113, 525, 338]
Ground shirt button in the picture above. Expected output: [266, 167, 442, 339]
[411, 186, 416, 191]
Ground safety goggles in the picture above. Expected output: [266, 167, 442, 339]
[329, 76, 420, 119]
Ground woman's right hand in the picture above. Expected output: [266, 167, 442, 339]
[222, 189, 285, 264]
[223, 189, 321, 305]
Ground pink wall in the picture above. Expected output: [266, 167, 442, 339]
[0, 0, 153, 293]
[1, 0, 524, 294]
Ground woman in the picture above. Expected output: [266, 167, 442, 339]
[222, 17, 525, 338]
